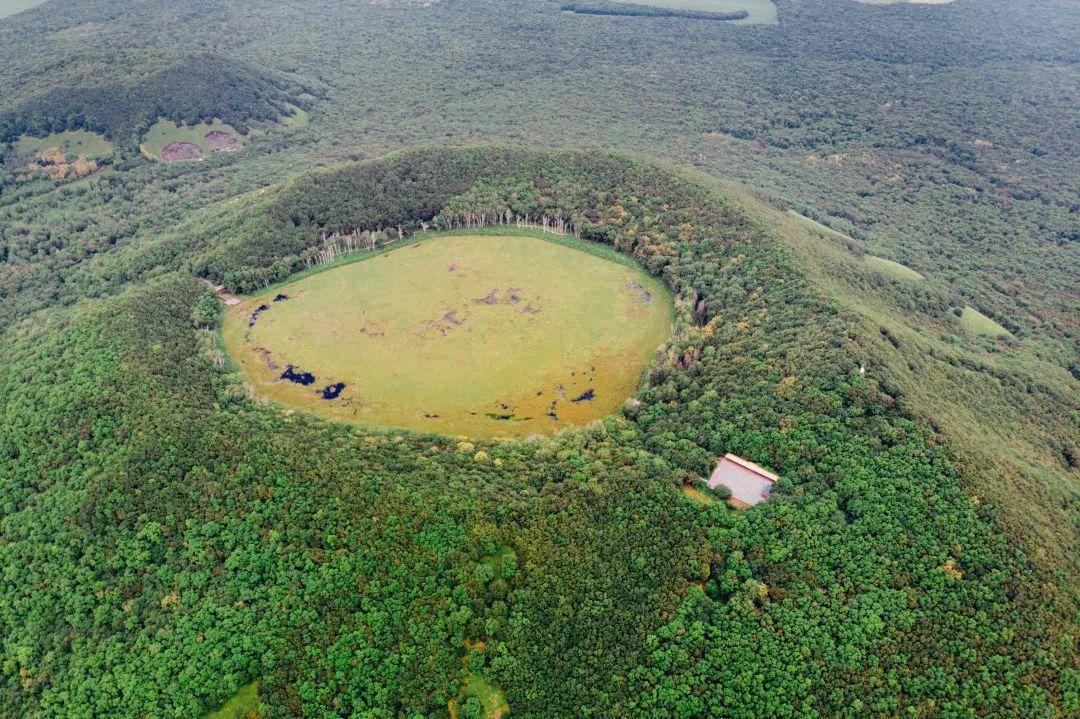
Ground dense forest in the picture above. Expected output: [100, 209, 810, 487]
[0, 54, 304, 149]
[2, 147, 1076, 717]
[0, 0, 1076, 717]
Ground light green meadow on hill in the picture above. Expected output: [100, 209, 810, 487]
[864, 254, 924, 281]
[223, 233, 673, 438]
[958, 305, 1011, 337]
[635, 0, 777, 24]
[0, 0, 46, 18]
[13, 129, 115, 159]
[140, 118, 244, 160]
[201, 682, 259, 719]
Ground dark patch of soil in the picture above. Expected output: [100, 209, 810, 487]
[280, 365, 316, 385]
[571, 389, 595, 403]
[204, 130, 242, 152]
[520, 303, 540, 315]
[424, 413, 440, 419]
[248, 304, 270, 328]
[253, 346, 278, 370]
[320, 382, 345, 399]
[159, 141, 204, 162]
[273, 294, 288, 302]
[426, 309, 467, 336]
[628, 282, 652, 303]
[474, 288, 523, 306]
[358, 326, 385, 338]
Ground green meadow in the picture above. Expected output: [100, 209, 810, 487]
[958, 305, 1010, 337]
[864, 254, 924, 281]
[0, 0, 45, 18]
[201, 682, 259, 719]
[140, 118, 245, 161]
[223, 233, 672, 438]
[13, 129, 115, 159]
[786, 209, 856, 242]
[633, 0, 776, 23]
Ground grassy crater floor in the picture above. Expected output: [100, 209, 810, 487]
[223, 233, 672, 438]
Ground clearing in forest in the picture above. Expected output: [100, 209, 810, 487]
[222, 233, 672, 438]
[201, 682, 259, 719]
[140, 118, 246, 162]
[13, 129, 114, 159]
[13, 129, 114, 179]
[0, 0, 46, 17]
[864, 255, 924, 281]
[957, 306, 1010, 337]
[450, 673, 510, 719]
[633, 0, 776, 23]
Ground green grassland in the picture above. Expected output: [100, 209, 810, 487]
[140, 118, 245, 161]
[456, 673, 509, 719]
[863, 254, 924, 281]
[277, 105, 309, 129]
[958, 305, 1010, 337]
[0, 0, 45, 18]
[635, 0, 776, 23]
[785, 209, 858, 243]
[223, 233, 672, 438]
[734, 183, 1077, 581]
[202, 682, 259, 719]
[12, 129, 115, 159]
[681, 483, 716, 505]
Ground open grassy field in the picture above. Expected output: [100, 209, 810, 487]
[202, 682, 259, 719]
[785, 209, 856, 242]
[628, 0, 775, 23]
[855, 0, 954, 4]
[223, 233, 672, 438]
[140, 118, 245, 162]
[864, 254, 924, 281]
[0, 0, 45, 18]
[958, 305, 1010, 337]
[13, 129, 115, 159]
[681, 483, 716, 505]
[456, 673, 509, 719]
[278, 105, 310, 129]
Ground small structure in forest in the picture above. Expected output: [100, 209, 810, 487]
[708, 453, 778, 507]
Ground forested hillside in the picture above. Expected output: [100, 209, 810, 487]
[0, 54, 304, 149]
[1, 148, 1076, 717]
[0, 0, 1076, 717]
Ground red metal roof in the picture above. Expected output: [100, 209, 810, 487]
[719, 453, 778, 482]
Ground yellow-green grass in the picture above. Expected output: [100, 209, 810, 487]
[279, 105, 310, 129]
[785, 209, 855, 242]
[634, 0, 776, 23]
[0, 0, 46, 18]
[13, 129, 115, 159]
[457, 674, 509, 719]
[682, 483, 716, 505]
[854, 0, 954, 4]
[958, 305, 1010, 337]
[223, 233, 672, 438]
[864, 255, 924, 281]
[140, 118, 244, 161]
[202, 682, 259, 719]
